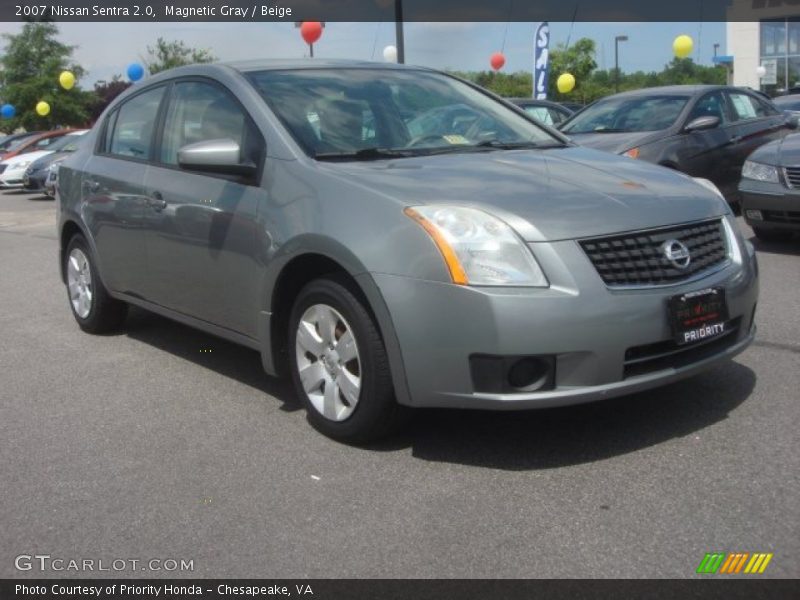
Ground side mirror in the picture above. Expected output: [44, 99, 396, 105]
[785, 113, 800, 129]
[684, 115, 721, 133]
[177, 139, 257, 177]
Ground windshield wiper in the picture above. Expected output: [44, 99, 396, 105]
[315, 147, 418, 161]
[588, 127, 629, 133]
[474, 140, 565, 149]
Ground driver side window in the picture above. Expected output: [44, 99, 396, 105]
[160, 81, 261, 167]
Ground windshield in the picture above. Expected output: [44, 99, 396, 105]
[45, 133, 85, 153]
[561, 94, 690, 134]
[0, 134, 36, 152]
[246, 68, 562, 159]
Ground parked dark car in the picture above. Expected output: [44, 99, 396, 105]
[559, 101, 585, 113]
[22, 131, 88, 195]
[559, 85, 794, 203]
[739, 132, 800, 241]
[0, 131, 42, 157]
[771, 94, 800, 115]
[507, 98, 573, 126]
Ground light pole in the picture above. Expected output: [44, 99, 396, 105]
[614, 35, 628, 93]
[713, 43, 720, 58]
[395, 0, 405, 64]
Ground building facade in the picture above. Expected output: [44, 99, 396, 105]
[727, 0, 800, 94]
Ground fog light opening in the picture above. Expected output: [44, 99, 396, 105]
[507, 357, 550, 392]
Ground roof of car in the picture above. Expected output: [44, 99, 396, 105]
[224, 58, 431, 73]
[607, 85, 727, 98]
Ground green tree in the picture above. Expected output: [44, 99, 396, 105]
[0, 22, 92, 131]
[145, 38, 216, 75]
[548, 38, 598, 102]
[89, 75, 132, 122]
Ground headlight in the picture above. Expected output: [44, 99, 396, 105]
[405, 205, 548, 287]
[742, 160, 780, 183]
[15, 160, 32, 169]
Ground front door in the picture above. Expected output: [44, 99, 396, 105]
[141, 79, 268, 338]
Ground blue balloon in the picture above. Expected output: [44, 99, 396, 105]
[1, 104, 15, 119]
[127, 63, 145, 82]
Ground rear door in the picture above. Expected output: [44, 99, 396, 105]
[80, 85, 166, 295]
[726, 90, 789, 188]
[141, 78, 267, 338]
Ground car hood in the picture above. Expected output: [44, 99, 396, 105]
[562, 131, 664, 155]
[319, 146, 726, 242]
[30, 150, 70, 171]
[750, 131, 800, 166]
[2, 150, 51, 168]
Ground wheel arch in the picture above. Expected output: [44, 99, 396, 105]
[260, 247, 412, 407]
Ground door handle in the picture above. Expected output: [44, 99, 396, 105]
[148, 191, 167, 211]
[730, 136, 742, 143]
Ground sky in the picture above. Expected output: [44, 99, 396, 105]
[0, 21, 727, 87]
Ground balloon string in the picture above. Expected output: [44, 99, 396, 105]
[565, 4, 579, 50]
[371, 21, 381, 60]
[500, 0, 513, 53]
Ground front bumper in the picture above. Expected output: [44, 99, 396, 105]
[22, 170, 48, 191]
[373, 238, 758, 410]
[0, 170, 26, 188]
[740, 187, 800, 232]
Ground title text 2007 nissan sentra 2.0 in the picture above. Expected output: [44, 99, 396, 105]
[56, 60, 759, 442]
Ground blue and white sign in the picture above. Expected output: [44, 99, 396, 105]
[533, 22, 551, 99]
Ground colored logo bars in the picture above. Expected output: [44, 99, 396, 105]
[696, 552, 774, 574]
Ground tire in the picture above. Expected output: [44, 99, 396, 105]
[64, 234, 127, 333]
[753, 227, 792, 242]
[288, 275, 409, 443]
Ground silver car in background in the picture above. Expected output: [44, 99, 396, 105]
[57, 60, 759, 442]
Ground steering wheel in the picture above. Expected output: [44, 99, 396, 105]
[404, 134, 448, 148]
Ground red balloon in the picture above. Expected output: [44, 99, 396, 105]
[490, 52, 506, 71]
[300, 21, 323, 45]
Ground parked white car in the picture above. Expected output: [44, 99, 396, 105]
[0, 151, 53, 188]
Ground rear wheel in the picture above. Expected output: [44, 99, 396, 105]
[753, 227, 793, 242]
[288, 276, 408, 442]
[64, 234, 127, 333]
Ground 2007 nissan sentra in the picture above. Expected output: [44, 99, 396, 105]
[56, 60, 759, 442]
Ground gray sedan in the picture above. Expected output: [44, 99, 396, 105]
[57, 60, 758, 442]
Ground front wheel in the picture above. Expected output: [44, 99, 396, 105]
[288, 276, 408, 443]
[64, 234, 127, 333]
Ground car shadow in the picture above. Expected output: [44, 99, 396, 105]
[748, 233, 800, 256]
[385, 361, 756, 470]
[121, 307, 756, 470]
[122, 307, 301, 413]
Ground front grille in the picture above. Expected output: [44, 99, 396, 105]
[623, 318, 741, 379]
[579, 219, 728, 287]
[784, 166, 800, 188]
[763, 209, 800, 224]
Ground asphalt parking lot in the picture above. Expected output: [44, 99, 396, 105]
[1, 188, 798, 579]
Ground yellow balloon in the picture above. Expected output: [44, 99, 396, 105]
[59, 71, 75, 90]
[673, 34, 694, 59]
[36, 101, 50, 116]
[557, 73, 576, 94]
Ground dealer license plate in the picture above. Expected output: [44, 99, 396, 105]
[668, 287, 729, 346]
